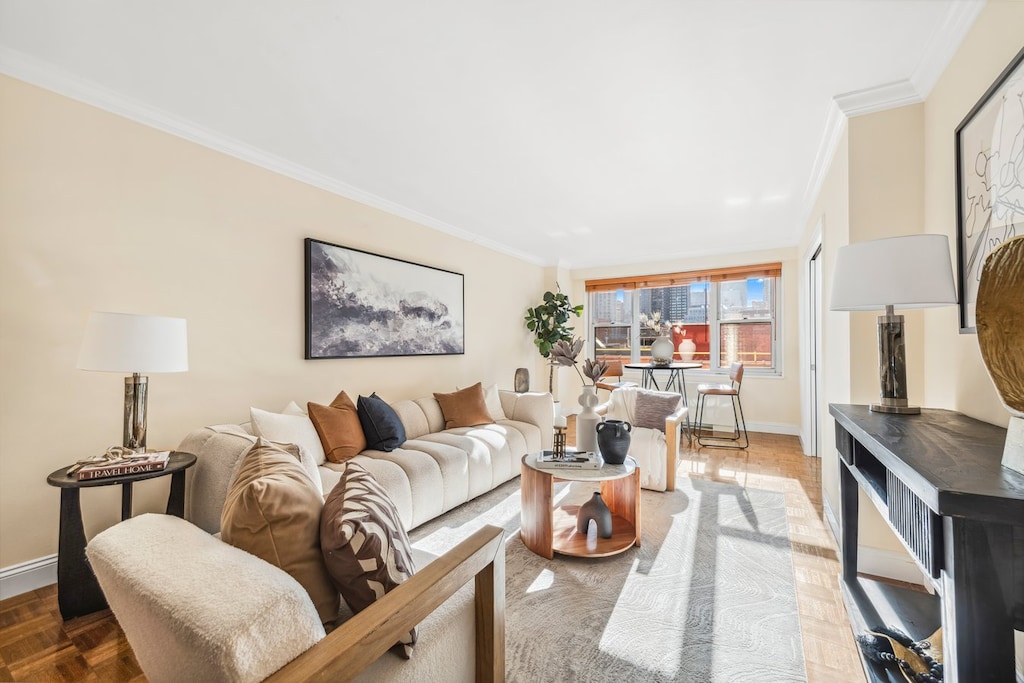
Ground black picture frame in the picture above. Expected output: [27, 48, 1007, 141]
[954, 45, 1024, 333]
[305, 238, 465, 359]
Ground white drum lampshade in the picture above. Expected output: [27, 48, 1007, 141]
[78, 312, 189, 450]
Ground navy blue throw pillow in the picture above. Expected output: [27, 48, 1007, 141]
[357, 393, 407, 452]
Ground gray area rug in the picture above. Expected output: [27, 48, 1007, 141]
[409, 475, 806, 682]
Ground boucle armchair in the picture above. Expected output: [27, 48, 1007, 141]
[86, 514, 505, 683]
[596, 385, 686, 491]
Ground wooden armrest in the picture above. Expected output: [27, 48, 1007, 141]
[267, 525, 506, 683]
[665, 404, 687, 429]
[664, 405, 687, 492]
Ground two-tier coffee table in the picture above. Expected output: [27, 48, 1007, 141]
[520, 452, 640, 560]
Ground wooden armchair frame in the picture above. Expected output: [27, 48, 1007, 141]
[267, 525, 506, 683]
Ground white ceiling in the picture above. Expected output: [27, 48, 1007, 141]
[0, 1, 983, 268]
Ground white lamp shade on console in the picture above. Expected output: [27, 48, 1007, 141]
[78, 312, 189, 451]
[830, 234, 957, 414]
[830, 234, 957, 311]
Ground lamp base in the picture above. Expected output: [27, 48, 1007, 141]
[124, 373, 148, 453]
[870, 403, 921, 415]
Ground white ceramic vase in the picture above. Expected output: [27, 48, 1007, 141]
[679, 337, 697, 362]
[651, 335, 674, 365]
[576, 385, 601, 453]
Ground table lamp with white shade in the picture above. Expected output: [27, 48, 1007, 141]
[830, 234, 957, 415]
[77, 312, 189, 451]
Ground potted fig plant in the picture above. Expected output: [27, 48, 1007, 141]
[524, 286, 583, 394]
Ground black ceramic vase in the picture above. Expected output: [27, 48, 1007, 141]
[576, 492, 613, 538]
[596, 419, 632, 465]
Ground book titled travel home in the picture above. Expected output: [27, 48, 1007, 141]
[535, 450, 602, 470]
[76, 451, 171, 481]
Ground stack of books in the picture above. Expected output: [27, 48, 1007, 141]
[73, 451, 172, 481]
[535, 450, 602, 470]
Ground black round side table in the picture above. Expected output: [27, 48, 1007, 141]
[46, 451, 197, 621]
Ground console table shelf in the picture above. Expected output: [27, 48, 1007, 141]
[830, 404, 1024, 683]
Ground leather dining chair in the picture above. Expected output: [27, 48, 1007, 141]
[595, 360, 637, 395]
[694, 361, 749, 449]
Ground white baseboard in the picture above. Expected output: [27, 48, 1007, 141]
[692, 420, 799, 437]
[821, 498, 926, 587]
[0, 554, 57, 600]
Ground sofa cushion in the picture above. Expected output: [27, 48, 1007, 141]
[308, 390, 366, 463]
[321, 462, 418, 658]
[483, 384, 507, 421]
[250, 405, 327, 469]
[633, 390, 682, 430]
[358, 393, 407, 452]
[434, 383, 495, 429]
[221, 439, 339, 625]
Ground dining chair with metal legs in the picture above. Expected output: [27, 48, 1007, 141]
[694, 361, 749, 449]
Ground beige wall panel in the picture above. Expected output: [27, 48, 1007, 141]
[922, 2, 1024, 425]
[0, 75, 545, 567]
[799, 127, 850, 531]
[847, 104, 926, 408]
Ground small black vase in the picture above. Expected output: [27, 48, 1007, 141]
[576, 492, 613, 538]
[596, 419, 632, 465]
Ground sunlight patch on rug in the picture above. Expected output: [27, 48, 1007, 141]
[408, 474, 806, 682]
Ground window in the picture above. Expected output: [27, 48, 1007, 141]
[586, 263, 781, 373]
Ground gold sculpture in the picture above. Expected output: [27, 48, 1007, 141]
[976, 234, 1024, 474]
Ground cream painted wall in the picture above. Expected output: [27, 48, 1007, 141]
[802, 0, 1024, 552]
[0, 75, 546, 568]
[567, 247, 802, 433]
[799, 2, 1024, 667]
[922, 2, 1023, 426]
[798, 126, 850, 533]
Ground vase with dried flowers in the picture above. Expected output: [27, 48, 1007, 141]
[550, 338, 608, 453]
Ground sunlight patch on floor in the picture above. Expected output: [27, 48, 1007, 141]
[595, 510, 699, 677]
[526, 568, 555, 593]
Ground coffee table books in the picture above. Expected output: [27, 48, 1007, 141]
[535, 450, 602, 470]
[74, 451, 172, 481]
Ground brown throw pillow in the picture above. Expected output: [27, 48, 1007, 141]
[321, 463, 418, 658]
[308, 390, 367, 463]
[433, 382, 495, 429]
[634, 391, 682, 431]
[221, 438, 339, 625]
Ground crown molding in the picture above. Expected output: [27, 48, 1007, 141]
[801, 99, 848, 214]
[798, 0, 984, 232]
[834, 79, 924, 118]
[0, 46, 546, 267]
[910, 0, 987, 98]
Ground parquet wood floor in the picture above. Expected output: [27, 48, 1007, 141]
[0, 427, 866, 682]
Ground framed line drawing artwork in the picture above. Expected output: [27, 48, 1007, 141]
[954, 45, 1024, 333]
[305, 238, 465, 358]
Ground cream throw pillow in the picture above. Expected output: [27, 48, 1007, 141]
[250, 405, 327, 475]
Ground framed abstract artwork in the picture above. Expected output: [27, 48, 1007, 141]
[305, 238, 465, 359]
[954, 45, 1024, 333]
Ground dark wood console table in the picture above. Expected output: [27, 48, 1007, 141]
[830, 404, 1024, 682]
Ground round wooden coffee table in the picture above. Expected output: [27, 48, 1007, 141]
[520, 453, 640, 560]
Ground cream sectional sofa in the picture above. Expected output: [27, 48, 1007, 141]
[183, 388, 553, 534]
[86, 388, 552, 683]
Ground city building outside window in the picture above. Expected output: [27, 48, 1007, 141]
[587, 263, 781, 374]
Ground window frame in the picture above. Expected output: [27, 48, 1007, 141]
[586, 264, 782, 376]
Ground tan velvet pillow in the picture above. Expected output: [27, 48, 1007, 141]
[221, 438, 339, 625]
[308, 390, 367, 463]
[433, 382, 495, 429]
